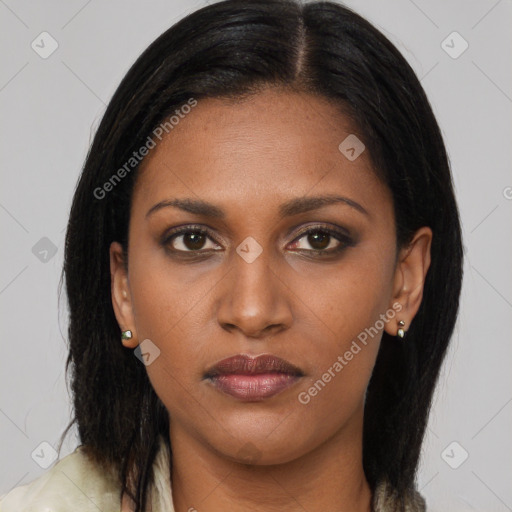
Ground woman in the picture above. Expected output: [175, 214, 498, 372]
[0, 0, 463, 511]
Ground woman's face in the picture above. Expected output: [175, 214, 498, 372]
[111, 88, 427, 465]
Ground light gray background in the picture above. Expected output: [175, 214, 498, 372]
[1, 1, 511, 510]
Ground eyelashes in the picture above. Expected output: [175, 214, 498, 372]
[288, 225, 354, 255]
[161, 223, 355, 259]
[162, 225, 222, 253]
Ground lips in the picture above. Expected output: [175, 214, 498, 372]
[204, 354, 304, 401]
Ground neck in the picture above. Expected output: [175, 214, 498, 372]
[169, 414, 372, 512]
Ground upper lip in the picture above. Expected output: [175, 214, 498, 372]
[204, 354, 304, 378]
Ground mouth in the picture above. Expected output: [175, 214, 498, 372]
[204, 354, 305, 402]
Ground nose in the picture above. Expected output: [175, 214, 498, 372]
[216, 247, 293, 340]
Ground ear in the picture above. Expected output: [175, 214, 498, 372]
[384, 226, 432, 337]
[110, 241, 138, 348]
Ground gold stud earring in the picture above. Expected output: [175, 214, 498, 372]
[121, 330, 133, 340]
[397, 320, 406, 339]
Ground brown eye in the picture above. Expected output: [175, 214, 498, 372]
[181, 232, 207, 250]
[307, 231, 331, 250]
[289, 227, 350, 253]
[164, 227, 222, 252]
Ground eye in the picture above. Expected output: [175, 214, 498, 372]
[162, 225, 222, 252]
[287, 226, 353, 254]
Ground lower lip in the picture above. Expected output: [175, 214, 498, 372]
[208, 373, 301, 401]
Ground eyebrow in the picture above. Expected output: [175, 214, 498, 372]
[145, 194, 369, 219]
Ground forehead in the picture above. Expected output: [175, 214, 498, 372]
[132, 88, 389, 217]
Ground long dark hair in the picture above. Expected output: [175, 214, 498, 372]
[60, 1, 464, 510]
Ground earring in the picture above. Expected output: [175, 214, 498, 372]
[397, 320, 406, 339]
[121, 330, 133, 340]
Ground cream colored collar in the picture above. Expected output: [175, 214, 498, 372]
[0, 435, 425, 512]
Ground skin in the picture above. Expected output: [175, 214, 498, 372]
[110, 88, 432, 512]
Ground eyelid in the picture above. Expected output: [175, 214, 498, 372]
[290, 222, 352, 241]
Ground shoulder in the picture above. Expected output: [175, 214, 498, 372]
[0, 446, 122, 512]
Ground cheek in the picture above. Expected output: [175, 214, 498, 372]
[126, 249, 233, 418]
[287, 244, 396, 348]
[128, 265, 214, 429]
[128, 242, 215, 340]
[287, 246, 395, 410]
